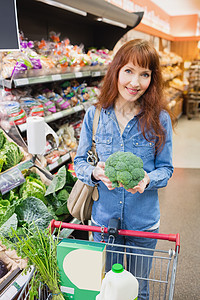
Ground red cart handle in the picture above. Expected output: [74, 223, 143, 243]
[49, 220, 180, 253]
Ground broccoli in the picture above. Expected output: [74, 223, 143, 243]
[105, 151, 145, 190]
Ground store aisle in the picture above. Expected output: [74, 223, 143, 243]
[172, 115, 200, 168]
[158, 115, 200, 299]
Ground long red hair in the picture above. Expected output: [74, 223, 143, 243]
[97, 39, 174, 152]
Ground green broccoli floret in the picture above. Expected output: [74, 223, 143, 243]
[105, 151, 145, 190]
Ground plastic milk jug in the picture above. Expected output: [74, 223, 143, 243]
[96, 263, 139, 300]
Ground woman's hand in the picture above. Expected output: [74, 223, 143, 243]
[92, 162, 115, 190]
[123, 171, 150, 194]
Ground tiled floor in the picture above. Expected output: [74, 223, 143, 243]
[158, 114, 200, 299]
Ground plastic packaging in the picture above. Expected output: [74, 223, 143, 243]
[96, 263, 138, 300]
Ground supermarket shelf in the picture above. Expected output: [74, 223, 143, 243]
[13, 71, 91, 87]
[0, 68, 107, 88]
[45, 152, 71, 171]
[17, 97, 97, 132]
[44, 103, 85, 123]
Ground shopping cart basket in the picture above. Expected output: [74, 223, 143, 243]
[17, 220, 180, 300]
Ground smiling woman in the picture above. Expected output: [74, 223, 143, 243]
[74, 39, 175, 300]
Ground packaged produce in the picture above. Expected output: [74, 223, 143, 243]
[36, 94, 56, 114]
[76, 83, 90, 102]
[4, 101, 26, 125]
[56, 124, 78, 151]
[20, 97, 44, 117]
[46, 91, 70, 110]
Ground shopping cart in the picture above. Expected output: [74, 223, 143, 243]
[16, 220, 180, 300]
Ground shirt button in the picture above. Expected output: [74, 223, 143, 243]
[127, 125, 130, 128]
[120, 201, 122, 204]
[120, 143, 123, 146]
[136, 142, 138, 145]
[108, 112, 110, 115]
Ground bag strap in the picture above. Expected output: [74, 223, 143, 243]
[91, 107, 101, 155]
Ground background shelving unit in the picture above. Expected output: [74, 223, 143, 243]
[1, 67, 107, 89]
[186, 60, 200, 119]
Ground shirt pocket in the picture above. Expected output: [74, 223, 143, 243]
[95, 134, 113, 158]
[132, 137, 155, 159]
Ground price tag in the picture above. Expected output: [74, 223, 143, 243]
[92, 71, 101, 77]
[0, 167, 25, 195]
[56, 111, 64, 118]
[75, 72, 82, 78]
[15, 78, 29, 86]
[52, 74, 62, 81]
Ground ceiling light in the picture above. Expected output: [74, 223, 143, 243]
[100, 18, 127, 29]
[36, 0, 87, 16]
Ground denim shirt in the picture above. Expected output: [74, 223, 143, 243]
[74, 105, 174, 231]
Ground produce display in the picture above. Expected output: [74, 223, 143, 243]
[0, 129, 24, 173]
[0, 165, 77, 234]
[105, 151, 145, 189]
[1, 225, 64, 300]
[0, 32, 113, 79]
[1, 80, 100, 127]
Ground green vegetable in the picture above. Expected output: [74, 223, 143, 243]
[56, 189, 69, 203]
[45, 166, 77, 196]
[19, 176, 47, 204]
[0, 141, 23, 171]
[0, 213, 18, 236]
[45, 166, 66, 196]
[46, 189, 69, 217]
[3, 189, 19, 205]
[0, 200, 10, 212]
[0, 206, 16, 227]
[27, 171, 41, 180]
[15, 197, 55, 230]
[0, 224, 65, 300]
[0, 129, 6, 150]
[105, 151, 145, 189]
[0, 154, 7, 172]
[55, 202, 69, 216]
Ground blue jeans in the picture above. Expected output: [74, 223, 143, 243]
[92, 225, 159, 300]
